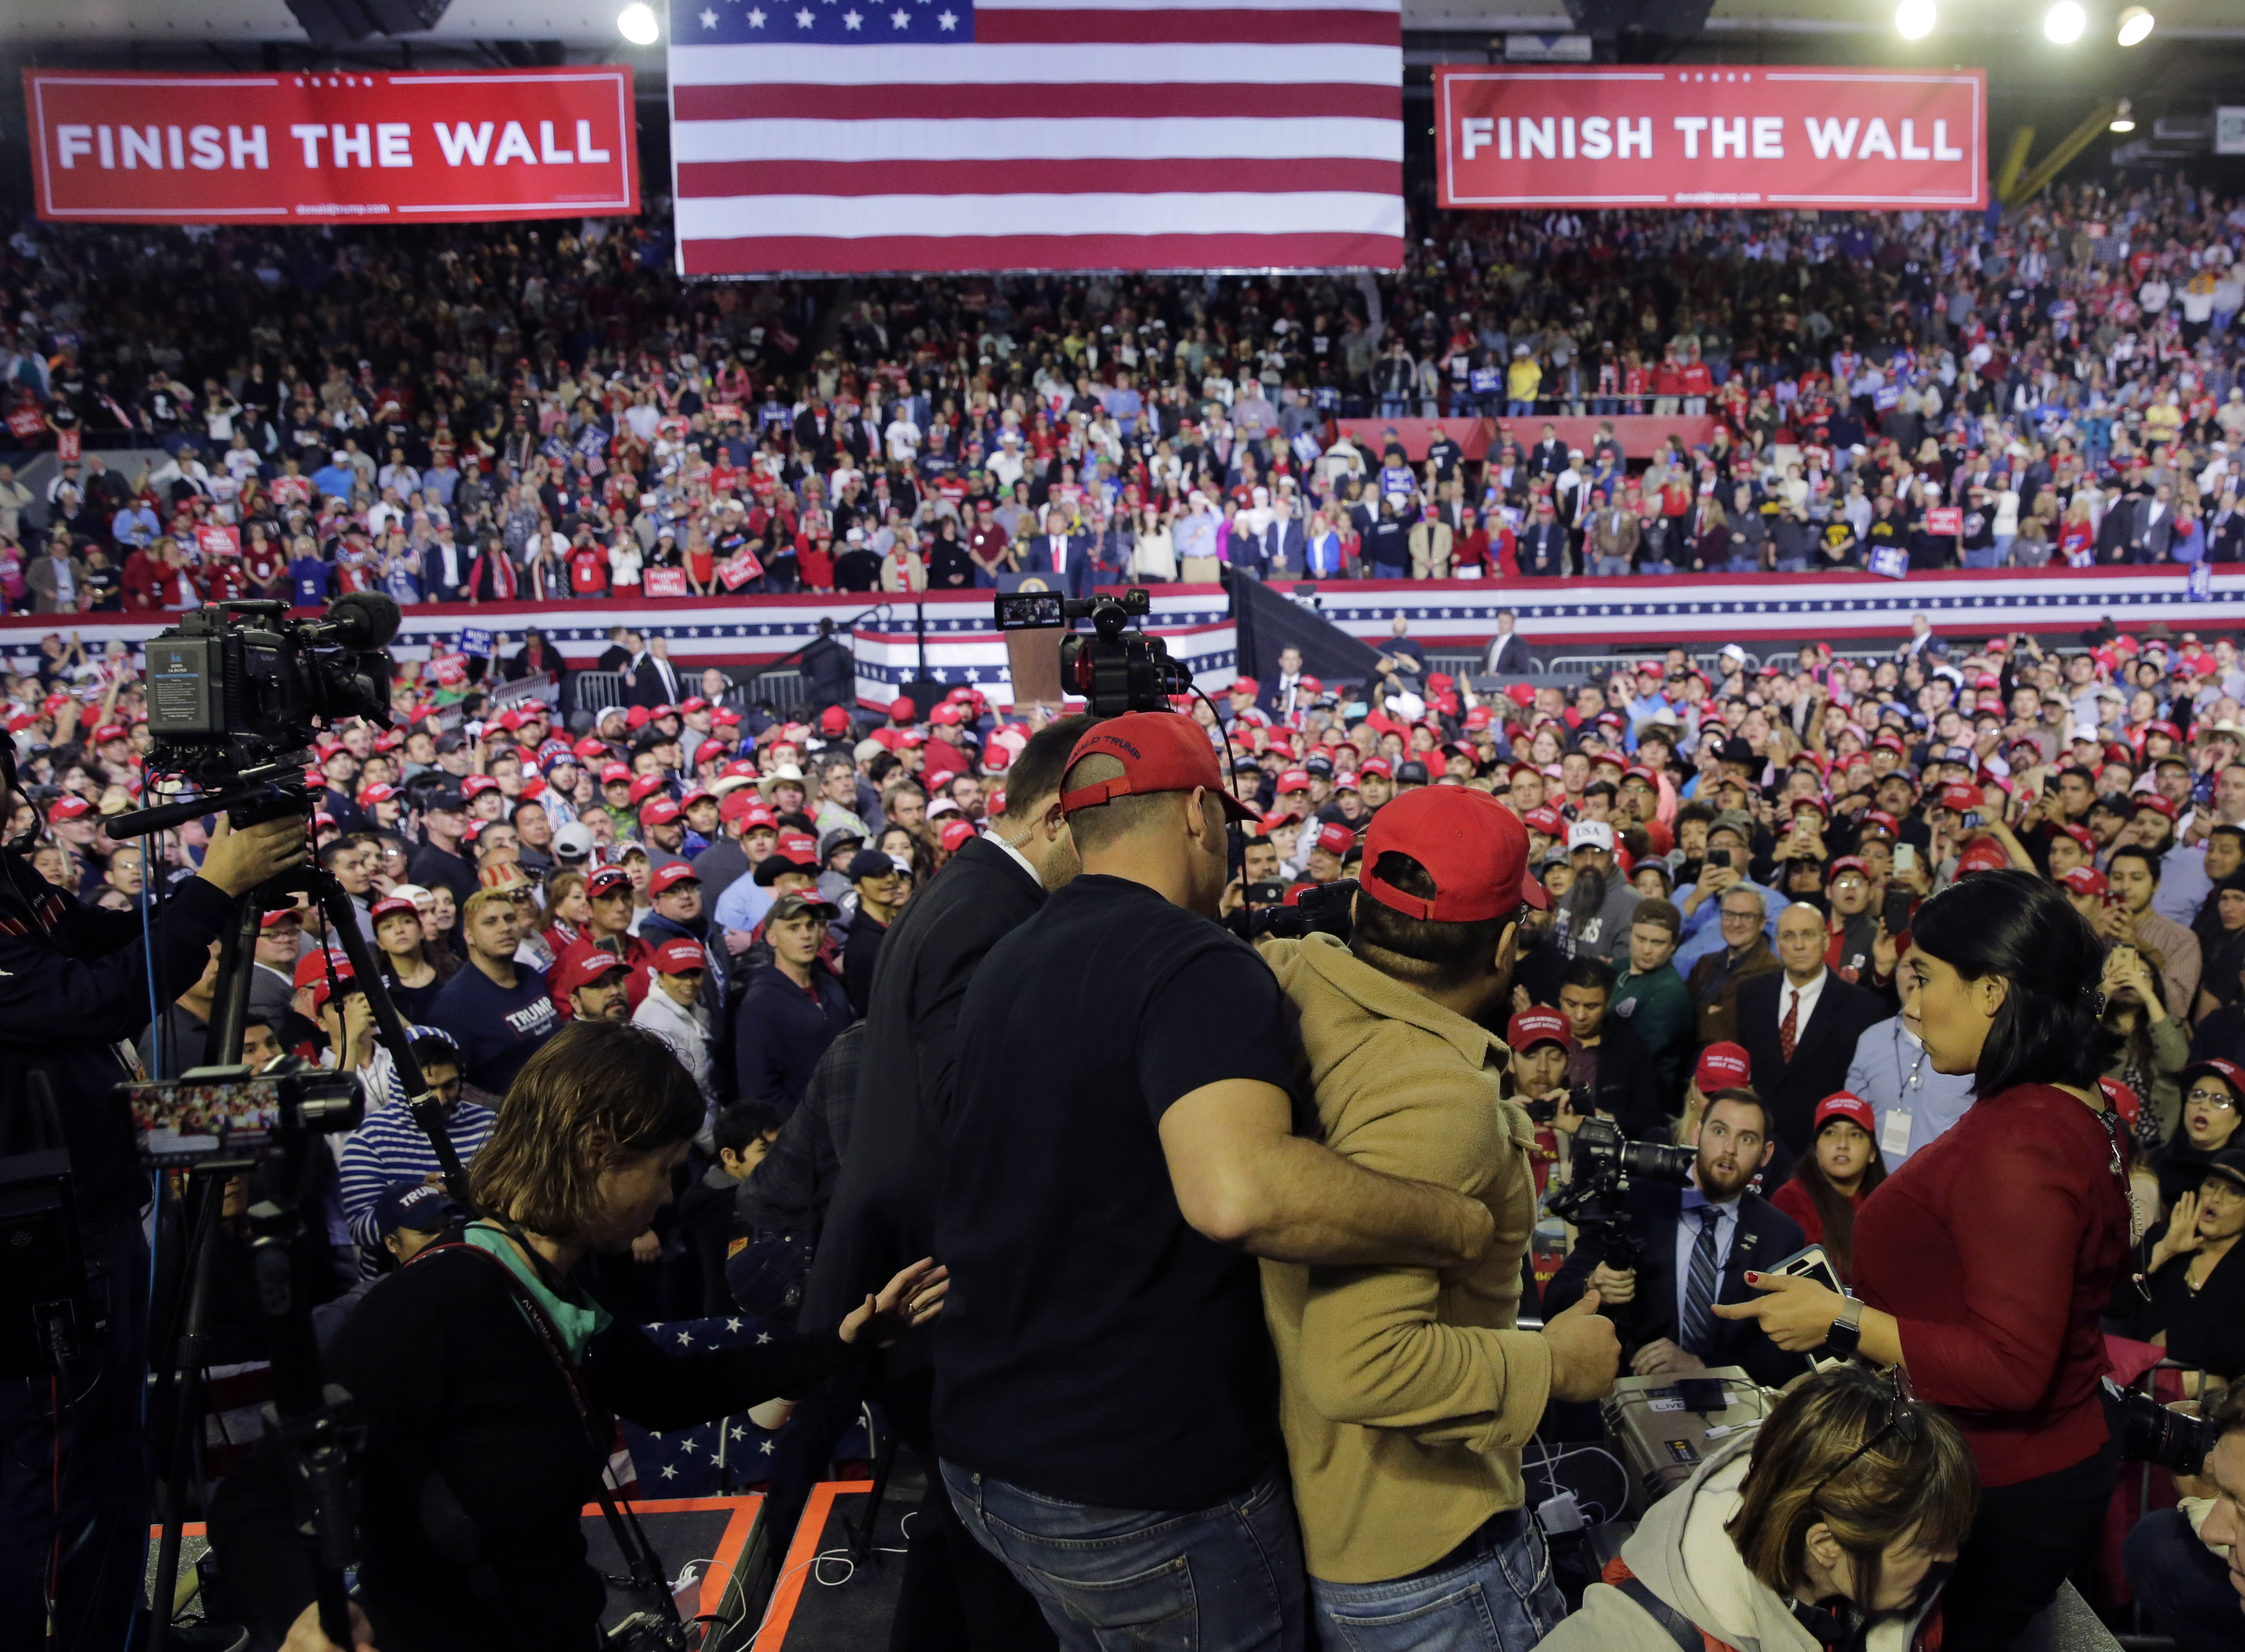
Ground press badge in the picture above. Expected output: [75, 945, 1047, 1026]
[1880, 1111, 1912, 1157]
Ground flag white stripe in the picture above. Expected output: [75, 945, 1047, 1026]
[667, 42, 1396, 87]
[675, 190, 1404, 239]
[671, 116, 1401, 164]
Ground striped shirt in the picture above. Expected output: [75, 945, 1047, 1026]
[337, 1099, 497, 1270]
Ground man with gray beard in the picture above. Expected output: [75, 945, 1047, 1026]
[1555, 820, 1643, 969]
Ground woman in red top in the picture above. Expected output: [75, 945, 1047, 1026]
[1718, 870, 2131, 1651]
[1769, 1090, 1887, 1284]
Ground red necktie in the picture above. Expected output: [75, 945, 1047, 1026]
[1780, 990, 1799, 1065]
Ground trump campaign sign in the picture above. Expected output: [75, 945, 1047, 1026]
[25, 67, 639, 225]
[1436, 66, 1984, 210]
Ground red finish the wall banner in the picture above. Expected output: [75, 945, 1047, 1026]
[1436, 66, 1985, 211]
[25, 68, 639, 225]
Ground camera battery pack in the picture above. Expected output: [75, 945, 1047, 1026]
[1600, 1368, 1772, 1515]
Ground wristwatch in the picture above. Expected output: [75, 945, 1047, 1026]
[1825, 1296, 1866, 1360]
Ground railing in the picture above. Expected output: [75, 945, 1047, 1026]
[571, 671, 626, 713]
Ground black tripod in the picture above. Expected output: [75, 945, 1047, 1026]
[140, 838, 467, 1652]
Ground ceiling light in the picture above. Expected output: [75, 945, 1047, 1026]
[2044, 1, 2085, 42]
[2117, 5, 2154, 45]
[618, 2, 659, 44]
[1894, 0, 1936, 39]
[2110, 98, 2135, 132]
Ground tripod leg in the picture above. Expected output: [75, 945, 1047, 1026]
[204, 889, 265, 1068]
[305, 871, 472, 1204]
[147, 1172, 226, 1652]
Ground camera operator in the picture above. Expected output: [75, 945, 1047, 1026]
[1536, 1364, 1977, 1652]
[209, 1019, 946, 1652]
[0, 774, 308, 1652]
[1544, 1088, 1810, 1387]
[934, 712, 1497, 1649]
[2126, 1373, 2245, 1652]
[1258, 788, 1619, 1645]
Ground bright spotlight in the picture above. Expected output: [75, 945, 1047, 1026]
[2110, 98, 2136, 132]
[2044, 1, 2085, 42]
[2117, 5, 2154, 45]
[1894, 0, 1936, 39]
[618, 2, 659, 43]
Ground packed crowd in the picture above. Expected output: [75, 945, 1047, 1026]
[16, 584, 2245, 1644]
[7, 175, 2245, 608]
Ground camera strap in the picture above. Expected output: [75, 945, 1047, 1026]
[417, 1238, 686, 1637]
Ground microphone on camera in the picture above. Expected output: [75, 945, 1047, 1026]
[310, 592, 403, 651]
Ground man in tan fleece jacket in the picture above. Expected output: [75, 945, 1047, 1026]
[1261, 787, 1621, 1648]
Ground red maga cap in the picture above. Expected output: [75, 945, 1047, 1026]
[1359, 787, 1546, 920]
[1507, 1006, 1569, 1052]
[1695, 1042, 1751, 1091]
[651, 938, 708, 975]
[2059, 864, 2108, 898]
[1813, 1091, 1877, 1135]
[647, 862, 701, 896]
[939, 819, 979, 852]
[1059, 712, 1256, 822]
[1313, 820, 1357, 857]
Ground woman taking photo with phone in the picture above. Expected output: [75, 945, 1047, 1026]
[1715, 869, 2133, 1651]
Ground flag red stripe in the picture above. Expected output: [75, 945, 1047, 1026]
[677, 231, 1403, 275]
[676, 156, 1401, 197]
[974, 9, 1399, 45]
[671, 81, 1399, 123]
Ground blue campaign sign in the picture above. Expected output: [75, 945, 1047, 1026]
[459, 627, 495, 659]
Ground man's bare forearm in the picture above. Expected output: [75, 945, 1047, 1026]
[1239, 1135, 1490, 1268]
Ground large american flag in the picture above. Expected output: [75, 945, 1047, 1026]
[667, 0, 1404, 277]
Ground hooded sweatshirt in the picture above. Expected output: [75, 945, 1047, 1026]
[1536, 1443, 1936, 1652]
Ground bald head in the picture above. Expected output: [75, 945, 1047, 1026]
[1776, 901, 1827, 983]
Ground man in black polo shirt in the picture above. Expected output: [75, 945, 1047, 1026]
[934, 712, 1495, 1649]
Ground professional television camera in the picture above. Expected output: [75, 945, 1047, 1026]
[1546, 1117, 1697, 1335]
[993, 587, 1193, 718]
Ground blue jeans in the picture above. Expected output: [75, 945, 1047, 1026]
[1310, 1509, 1565, 1652]
[941, 1458, 1308, 1652]
[1592, 556, 1632, 577]
[2124, 1509, 2245, 1652]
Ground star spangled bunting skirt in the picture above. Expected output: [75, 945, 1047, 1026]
[668, 0, 1405, 276]
[620, 1313, 876, 1494]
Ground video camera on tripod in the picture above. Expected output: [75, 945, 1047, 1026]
[993, 587, 1193, 718]
[1545, 1118, 1697, 1312]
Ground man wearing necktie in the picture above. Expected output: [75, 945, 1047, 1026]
[625, 633, 683, 709]
[1543, 1090, 1808, 1387]
[1035, 507, 1094, 599]
[1735, 901, 1885, 1155]
[1257, 645, 1306, 722]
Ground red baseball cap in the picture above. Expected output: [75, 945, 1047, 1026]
[2059, 864, 2108, 898]
[940, 819, 979, 853]
[1313, 820, 1357, 858]
[639, 796, 682, 827]
[1523, 805, 1566, 838]
[292, 950, 356, 1007]
[1859, 810, 1900, 837]
[1825, 856, 1869, 883]
[1360, 757, 1393, 779]
[561, 950, 631, 994]
[888, 696, 916, 722]
[2052, 822, 2096, 851]
[573, 736, 609, 761]
[600, 762, 632, 785]
[647, 862, 701, 896]
[1359, 786, 1546, 920]
[651, 938, 709, 976]
[1507, 1006, 1569, 1052]
[932, 703, 963, 726]
[1813, 1091, 1877, 1136]
[587, 866, 634, 899]
[369, 895, 418, 923]
[819, 705, 851, 734]
[1059, 712, 1256, 822]
[91, 723, 127, 745]
[2133, 793, 2177, 820]
[461, 775, 499, 797]
[1257, 811, 1294, 836]
[1937, 783, 1984, 814]
[1695, 1042, 1751, 1091]
[49, 796, 92, 820]
[1955, 837, 2011, 875]
[2179, 1058, 2245, 1102]
[2099, 1075, 2142, 1128]
[628, 774, 668, 805]
[1276, 769, 1312, 794]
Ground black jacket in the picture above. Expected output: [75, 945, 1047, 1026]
[210, 1239, 864, 1652]
[731, 960, 852, 1116]
[1734, 970, 1887, 1154]
[800, 634, 856, 712]
[1577, 1016, 1670, 1141]
[624, 650, 685, 709]
[0, 859, 238, 1225]
[800, 835, 1043, 1334]
[1544, 1179, 1810, 1389]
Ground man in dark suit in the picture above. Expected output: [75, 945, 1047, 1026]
[1026, 507, 1096, 598]
[624, 634, 684, 708]
[793, 395, 837, 464]
[1485, 608, 1531, 675]
[786, 715, 1092, 1651]
[1261, 494, 1307, 578]
[1545, 1090, 1809, 1388]
[1519, 497, 1570, 577]
[595, 625, 638, 674]
[1530, 421, 1568, 478]
[1734, 900, 1887, 1155]
[1257, 645, 1309, 722]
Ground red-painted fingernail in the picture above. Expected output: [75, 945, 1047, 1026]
[1745, 1271, 1760, 1283]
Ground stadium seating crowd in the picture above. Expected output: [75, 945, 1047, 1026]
[3, 176, 2245, 608]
